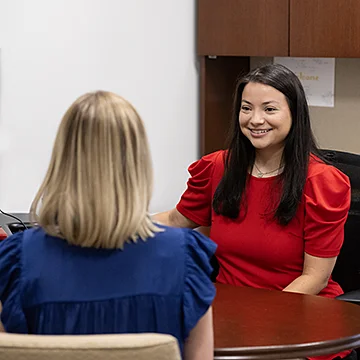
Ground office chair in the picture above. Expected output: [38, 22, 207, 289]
[0, 333, 181, 360]
[319, 150, 360, 360]
[320, 149, 360, 305]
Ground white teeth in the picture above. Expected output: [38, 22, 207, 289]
[251, 129, 270, 134]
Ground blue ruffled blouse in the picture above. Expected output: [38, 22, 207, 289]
[0, 225, 216, 353]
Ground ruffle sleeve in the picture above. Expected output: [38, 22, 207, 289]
[177, 151, 222, 226]
[304, 165, 351, 257]
[183, 229, 217, 339]
[0, 232, 28, 333]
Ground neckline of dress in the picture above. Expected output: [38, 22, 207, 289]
[248, 172, 281, 180]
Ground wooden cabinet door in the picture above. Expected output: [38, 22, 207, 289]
[200, 57, 250, 155]
[198, 0, 289, 56]
[290, 0, 360, 57]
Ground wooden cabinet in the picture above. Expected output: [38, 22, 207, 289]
[197, 0, 289, 56]
[290, 0, 360, 58]
[197, 0, 288, 154]
[198, 0, 360, 58]
[198, 0, 360, 155]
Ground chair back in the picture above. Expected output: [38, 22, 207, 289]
[0, 333, 181, 360]
[320, 149, 360, 293]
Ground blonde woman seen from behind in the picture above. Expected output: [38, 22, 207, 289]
[0, 91, 216, 360]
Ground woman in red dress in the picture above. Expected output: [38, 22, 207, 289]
[154, 64, 353, 360]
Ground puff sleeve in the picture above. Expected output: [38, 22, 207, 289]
[304, 166, 351, 257]
[183, 230, 217, 339]
[177, 151, 221, 226]
[0, 232, 28, 333]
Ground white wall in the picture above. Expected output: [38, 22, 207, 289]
[0, 0, 198, 212]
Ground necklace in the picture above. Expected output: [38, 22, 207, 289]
[253, 163, 284, 178]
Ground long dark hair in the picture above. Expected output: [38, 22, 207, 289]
[213, 63, 323, 225]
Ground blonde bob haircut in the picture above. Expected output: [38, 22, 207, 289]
[30, 91, 161, 249]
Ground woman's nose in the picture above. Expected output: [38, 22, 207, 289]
[250, 111, 265, 125]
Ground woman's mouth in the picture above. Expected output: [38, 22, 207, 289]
[249, 129, 272, 138]
[250, 129, 272, 134]
[249, 129, 272, 139]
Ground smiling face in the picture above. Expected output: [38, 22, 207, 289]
[239, 82, 292, 155]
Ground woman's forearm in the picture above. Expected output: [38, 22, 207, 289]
[152, 209, 199, 229]
[283, 274, 328, 295]
[152, 211, 172, 226]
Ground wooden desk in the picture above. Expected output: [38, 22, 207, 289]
[213, 284, 360, 359]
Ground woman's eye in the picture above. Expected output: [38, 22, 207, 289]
[265, 107, 276, 113]
[241, 106, 251, 112]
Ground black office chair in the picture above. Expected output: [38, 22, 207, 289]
[320, 149, 360, 305]
[322, 150, 360, 360]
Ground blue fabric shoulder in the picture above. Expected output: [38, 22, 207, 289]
[182, 229, 216, 339]
[0, 231, 28, 332]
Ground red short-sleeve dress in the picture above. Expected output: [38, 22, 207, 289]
[177, 150, 351, 360]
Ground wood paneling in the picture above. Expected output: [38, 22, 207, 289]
[200, 56, 250, 156]
[197, 0, 289, 57]
[290, 0, 360, 57]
